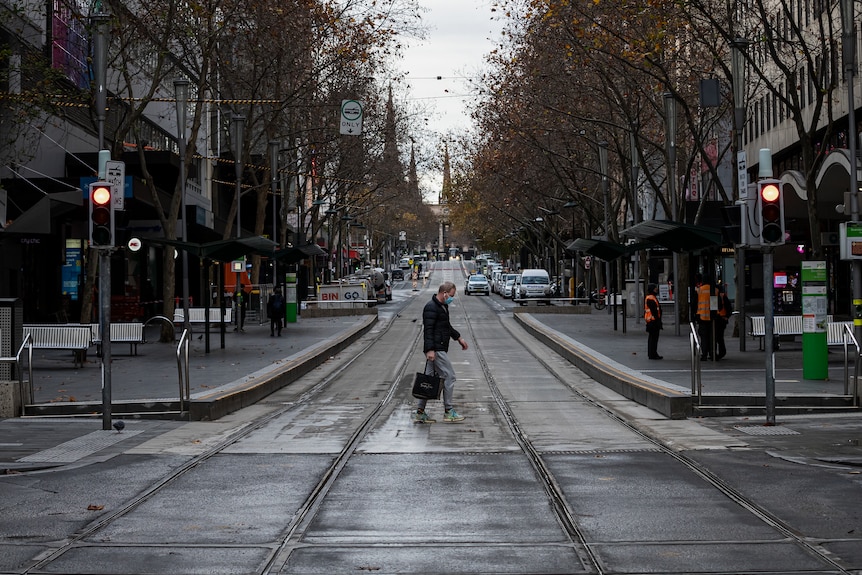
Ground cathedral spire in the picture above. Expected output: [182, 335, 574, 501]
[439, 141, 451, 204]
[408, 140, 419, 199]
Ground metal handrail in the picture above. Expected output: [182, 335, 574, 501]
[689, 322, 702, 402]
[840, 323, 861, 405]
[143, 315, 176, 343]
[0, 333, 33, 416]
[176, 329, 190, 416]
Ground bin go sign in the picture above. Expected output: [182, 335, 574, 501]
[340, 100, 363, 135]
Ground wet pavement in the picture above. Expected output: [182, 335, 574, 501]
[2, 266, 862, 575]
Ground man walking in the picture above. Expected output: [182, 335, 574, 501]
[414, 281, 469, 423]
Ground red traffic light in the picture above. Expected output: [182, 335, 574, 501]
[758, 179, 784, 245]
[89, 181, 114, 247]
[760, 183, 780, 203]
[92, 185, 112, 206]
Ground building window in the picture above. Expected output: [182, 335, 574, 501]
[51, 0, 89, 89]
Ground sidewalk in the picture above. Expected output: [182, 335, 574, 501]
[0, 312, 378, 471]
[24, 316, 370, 403]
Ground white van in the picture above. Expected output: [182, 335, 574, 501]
[517, 269, 551, 303]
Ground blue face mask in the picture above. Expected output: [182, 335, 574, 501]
[445, 296, 455, 305]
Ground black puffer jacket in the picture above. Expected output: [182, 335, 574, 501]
[423, 295, 461, 353]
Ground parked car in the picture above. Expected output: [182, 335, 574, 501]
[502, 277, 518, 298]
[497, 272, 519, 295]
[465, 274, 491, 296]
[490, 271, 502, 293]
[517, 269, 552, 304]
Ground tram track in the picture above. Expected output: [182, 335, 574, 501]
[23, 302, 423, 575]
[467, 297, 854, 575]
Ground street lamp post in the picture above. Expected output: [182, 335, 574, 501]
[840, 0, 861, 343]
[563, 200, 578, 297]
[598, 141, 617, 328]
[232, 114, 245, 331]
[326, 208, 338, 282]
[269, 141, 279, 287]
[630, 126, 642, 325]
[174, 79, 190, 334]
[731, 38, 749, 351]
[664, 92, 680, 336]
[91, 13, 110, 150]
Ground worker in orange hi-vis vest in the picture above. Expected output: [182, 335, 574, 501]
[644, 284, 663, 360]
[695, 273, 717, 361]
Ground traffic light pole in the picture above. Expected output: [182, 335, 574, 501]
[99, 249, 112, 430]
[757, 150, 782, 425]
[763, 247, 776, 425]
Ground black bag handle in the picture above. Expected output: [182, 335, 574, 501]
[424, 359, 438, 376]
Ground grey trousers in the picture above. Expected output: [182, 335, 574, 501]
[416, 350, 457, 411]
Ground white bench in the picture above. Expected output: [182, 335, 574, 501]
[749, 315, 803, 350]
[750, 315, 841, 349]
[827, 321, 855, 346]
[90, 323, 145, 355]
[24, 325, 92, 367]
[173, 308, 233, 327]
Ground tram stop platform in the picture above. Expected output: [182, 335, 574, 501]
[517, 306, 861, 419]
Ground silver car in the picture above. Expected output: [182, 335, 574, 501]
[465, 274, 491, 296]
[502, 277, 517, 298]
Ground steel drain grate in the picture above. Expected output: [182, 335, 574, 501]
[733, 425, 800, 436]
[17, 429, 143, 463]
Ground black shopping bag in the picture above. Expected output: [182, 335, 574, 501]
[412, 362, 442, 400]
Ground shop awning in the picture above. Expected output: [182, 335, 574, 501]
[566, 238, 647, 261]
[271, 243, 326, 263]
[3, 191, 81, 234]
[149, 236, 279, 262]
[621, 220, 722, 253]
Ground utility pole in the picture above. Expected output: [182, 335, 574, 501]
[664, 93, 680, 336]
[232, 114, 245, 332]
[840, 0, 861, 343]
[731, 38, 750, 352]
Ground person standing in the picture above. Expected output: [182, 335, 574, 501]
[644, 284, 663, 359]
[696, 273, 717, 360]
[414, 281, 469, 423]
[233, 289, 248, 333]
[714, 284, 732, 360]
[267, 287, 285, 337]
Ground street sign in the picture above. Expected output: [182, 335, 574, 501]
[839, 222, 862, 260]
[105, 160, 125, 210]
[339, 100, 363, 135]
[737, 151, 748, 200]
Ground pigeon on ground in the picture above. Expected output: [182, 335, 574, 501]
[112, 420, 125, 433]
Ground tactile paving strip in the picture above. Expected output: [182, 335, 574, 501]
[17, 429, 143, 463]
[733, 425, 800, 436]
